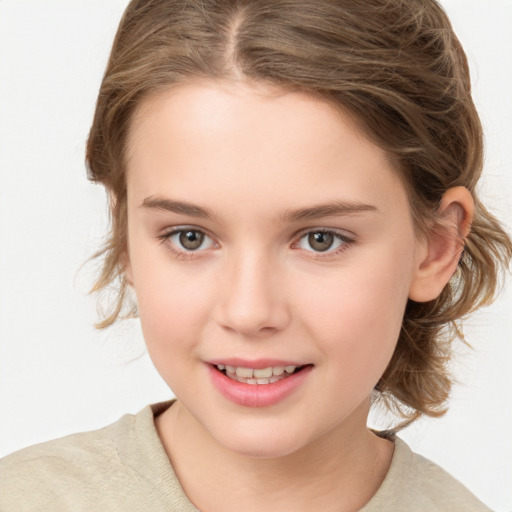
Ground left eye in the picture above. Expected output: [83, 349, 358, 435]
[297, 231, 348, 253]
[167, 229, 215, 252]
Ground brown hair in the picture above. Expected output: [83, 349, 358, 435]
[86, 0, 512, 426]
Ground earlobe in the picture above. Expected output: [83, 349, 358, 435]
[409, 186, 474, 303]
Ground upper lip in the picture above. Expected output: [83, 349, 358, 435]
[207, 358, 309, 369]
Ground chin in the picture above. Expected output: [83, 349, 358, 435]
[223, 436, 303, 459]
[210, 418, 315, 460]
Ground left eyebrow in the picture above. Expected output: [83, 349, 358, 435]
[281, 201, 378, 222]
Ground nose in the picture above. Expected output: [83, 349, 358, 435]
[215, 250, 291, 338]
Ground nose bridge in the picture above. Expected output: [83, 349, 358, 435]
[217, 246, 289, 337]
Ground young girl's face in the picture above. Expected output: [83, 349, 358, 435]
[125, 80, 426, 458]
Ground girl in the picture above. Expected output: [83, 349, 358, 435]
[1, 1, 511, 510]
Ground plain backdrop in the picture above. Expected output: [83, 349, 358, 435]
[0, 1, 511, 510]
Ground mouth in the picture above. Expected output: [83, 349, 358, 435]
[212, 364, 310, 385]
[208, 361, 314, 407]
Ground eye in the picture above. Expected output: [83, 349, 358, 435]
[165, 228, 216, 252]
[296, 230, 350, 253]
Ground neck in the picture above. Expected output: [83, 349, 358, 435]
[156, 400, 393, 512]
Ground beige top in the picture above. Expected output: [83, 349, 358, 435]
[0, 401, 492, 511]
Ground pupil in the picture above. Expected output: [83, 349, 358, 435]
[179, 230, 204, 250]
[309, 232, 333, 252]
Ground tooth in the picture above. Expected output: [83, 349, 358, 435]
[253, 367, 272, 378]
[269, 376, 281, 383]
[272, 366, 285, 376]
[246, 379, 257, 385]
[256, 378, 270, 384]
[226, 365, 236, 373]
[236, 367, 254, 378]
[217, 364, 225, 370]
[285, 365, 297, 374]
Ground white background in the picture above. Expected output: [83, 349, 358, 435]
[0, 1, 511, 510]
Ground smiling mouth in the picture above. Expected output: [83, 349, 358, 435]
[213, 364, 309, 385]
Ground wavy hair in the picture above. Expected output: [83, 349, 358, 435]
[86, 0, 512, 426]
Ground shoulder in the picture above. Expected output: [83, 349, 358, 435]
[1, 415, 121, 471]
[0, 412, 131, 511]
[0, 401, 195, 511]
[362, 437, 493, 512]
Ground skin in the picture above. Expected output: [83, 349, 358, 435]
[124, 80, 473, 511]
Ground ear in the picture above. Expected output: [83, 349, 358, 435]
[409, 186, 474, 302]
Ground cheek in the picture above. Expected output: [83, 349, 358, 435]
[129, 246, 213, 360]
[297, 249, 413, 375]
[138, 282, 208, 340]
[134, 271, 214, 394]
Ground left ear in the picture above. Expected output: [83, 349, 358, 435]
[409, 186, 474, 302]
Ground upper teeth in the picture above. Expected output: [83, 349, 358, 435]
[216, 365, 298, 378]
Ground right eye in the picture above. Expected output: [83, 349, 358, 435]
[164, 228, 216, 253]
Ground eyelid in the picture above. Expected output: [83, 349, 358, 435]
[293, 226, 355, 242]
[158, 225, 219, 256]
[157, 225, 355, 259]
[291, 227, 355, 256]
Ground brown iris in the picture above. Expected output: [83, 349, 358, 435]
[308, 232, 334, 252]
[179, 230, 204, 250]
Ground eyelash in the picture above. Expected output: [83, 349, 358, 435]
[158, 226, 355, 259]
[292, 228, 354, 258]
[158, 227, 217, 260]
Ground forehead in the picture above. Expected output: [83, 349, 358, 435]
[128, 80, 370, 160]
[125, 80, 409, 221]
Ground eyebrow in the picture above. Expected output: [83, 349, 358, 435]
[141, 196, 218, 220]
[281, 201, 378, 222]
[141, 195, 377, 222]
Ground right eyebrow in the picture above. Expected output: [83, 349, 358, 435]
[141, 196, 218, 221]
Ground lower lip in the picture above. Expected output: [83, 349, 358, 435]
[208, 365, 313, 408]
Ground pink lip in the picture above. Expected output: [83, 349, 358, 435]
[208, 358, 305, 369]
[208, 364, 313, 408]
